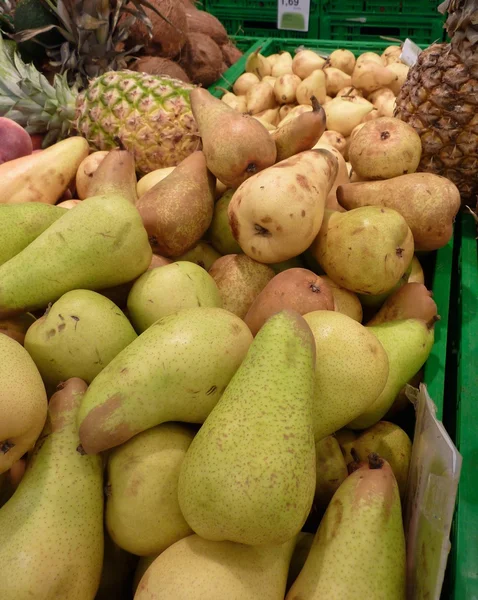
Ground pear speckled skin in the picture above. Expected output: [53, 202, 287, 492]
[0, 378, 104, 600]
[303, 311, 389, 441]
[24, 290, 137, 391]
[0, 193, 152, 318]
[310, 206, 414, 296]
[286, 458, 406, 600]
[0, 203, 66, 266]
[349, 318, 435, 429]
[135, 534, 296, 600]
[106, 423, 196, 556]
[78, 307, 253, 455]
[0, 334, 47, 474]
[178, 310, 316, 546]
[314, 435, 348, 508]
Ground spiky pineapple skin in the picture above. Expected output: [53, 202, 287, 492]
[75, 71, 200, 175]
[395, 43, 478, 204]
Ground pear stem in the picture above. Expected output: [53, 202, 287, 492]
[368, 453, 384, 470]
[427, 314, 441, 329]
[310, 95, 321, 112]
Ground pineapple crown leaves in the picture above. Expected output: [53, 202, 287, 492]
[0, 31, 77, 144]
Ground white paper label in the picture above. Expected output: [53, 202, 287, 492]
[277, 0, 310, 32]
[400, 38, 422, 67]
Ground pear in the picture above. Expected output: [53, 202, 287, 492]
[175, 241, 221, 271]
[96, 532, 138, 600]
[127, 261, 222, 333]
[0, 203, 66, 266]
[255, 107, 280, 126]
[296, 69, 327, 105]
[286, 455, 406, 600]
[272, 52, 293, 77]
[324, 96, 374, 137]
[352, 421, 412, 499]
[135, 535, 296, 600]
[136, 151, 215, 257]
[189, 88, 277, 189]
[335, 429, 358, 464]
[208, 254, 275, 319]
[314, 435, 348, 509]
[320, 276, 363, 322]
[87, 148, 138, 204]
[233, 72, 260, 95]
[178, 311, 316, 545]
[133, 555, 158, 595]
[137, 167, 175, 198]
[246, 81, 277, 114]
[409, 255, 425, 284]
[77, 307, 253, 454]
[272, 96, 327, 162]
[0, 136, 89, 205]
[312, 142, 349, 211]
[386, 62, 410, 95]
[324, 67, 352, 96]
[245, 48, 271, 78]
[328, 49, 356, 75]
[76, 150, 109, 199]
[349, 318, 436, 429]
[337, 173, 461, 251]
[244, 268, 334, 336]
[347, 118, 422, 180]
[106, 423, 195, 556]
[220, 90, 248, 113]
[228, 149, 338, 264]
[315, 130, 347, 154]
[357, 52, 384, 67]
[24, 290, 137, 390]
[274, 73, 301, 104]
[366, 283, 438, 326]
[287, 533, 315, 592]
[207, 190, 243, 255]
[303, 311, 389, 441]
[292, 49, 326, 79]
[0, 378, 104, 599]
[310, 207, 414, 296]
[357, 262, 412, 315]
[0, 312, 36, 345]
[385, 370, 423, 419]
[0, 334, 47, 474]
[351, 60, 397, 94]
[0, 193, 152, 318]
[278, 104, 313, 128]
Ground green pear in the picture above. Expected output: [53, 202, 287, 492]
[0, 194, 152, 318]
[96, 531, 138, 600]
[335, 429, 358, 465]
[175, 241, 221, 271]
[310, 207, 414, 296]
[0, 203, 66, 266]
[106, 423, 196, 556]
[178, 310, 316, 545]
[287, 533, 315, 592]
[209, 254, 275, 318]
[207, 190, 243, 255]
[314, 435, 348, 509]
[135, 534, 296, 600]
[0, 378, 104, 599]
[352, 421, 412, 499]
[127, 262, 223, 333]
[348, 318, 436, 429]
[78, 307, 253, 454]
[0, 334, 47, 474]
[286, 455, 406, 600]
[303, 311, 389, 441]
[357, 260, 412, 312]
[24, 290, 137, 391]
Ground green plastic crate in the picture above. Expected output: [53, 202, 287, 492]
[321, 0, 442, 15]
[451, 212, 478, 599]
[218, 16, 319, 38]
[319, 14, 445, 43]
[205, 0, 320, 19]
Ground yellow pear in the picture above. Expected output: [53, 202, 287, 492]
[352, 60, 397, 94]
[324, 67, 352, 96]
[246, 81, 277, 114]
[76, 150, 109, 199]
[221, 91, 248, 113]
[233, 72, 260, 95]
[278, 104, 313, 128]
[272, 52, 293, 77]
[296, 69, 327, 105]
[320, 275, 363, 322]
[328, 49, 356, 75]
[386, 62, 409, 95]
[315, 130, 347, 155]
[274, 73, 301, 104]
[292, 49, 326, 79]
[245, 48, 271, 78]
[356, 51, 384, 67]
[137, 167, 175, 197]
[324, 96, 374, 137]
[409, 256, 425, 284]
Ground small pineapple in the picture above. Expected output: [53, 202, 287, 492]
[395, 0, 478, 205]
[0, 34, 199, 174]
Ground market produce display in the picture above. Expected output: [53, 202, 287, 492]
[0, 4, 468, 597]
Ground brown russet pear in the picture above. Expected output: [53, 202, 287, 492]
[135, 535, 296, 600]
[137, 151, 215, 257]
[244, 268, 334, 336]
[0, 378, 104, 599]
[87, 148, 138, 204]
[228, 149, 338, 264]
[189, 88, 277, 189]
[286, 455, 406, 600]
[337, 173, 461, 251]
[310, 207, 414, 296]
[209, 254, 275, 318]
[271, 96, 326, 162]
[366, 282, 438, 326]
[0, 334, 47, 474]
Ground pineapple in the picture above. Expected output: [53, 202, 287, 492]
[0, 34, 199, 174]
[394, 0, 478, 205]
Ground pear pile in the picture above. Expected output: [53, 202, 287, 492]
[0, 59, 461, 598]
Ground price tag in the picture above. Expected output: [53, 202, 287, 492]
[400, 38, 422, 67]
[277, 0, 311, 32]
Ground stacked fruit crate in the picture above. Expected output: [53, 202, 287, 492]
[319, 0, 446, 44]
[204, 0, 321, 39]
